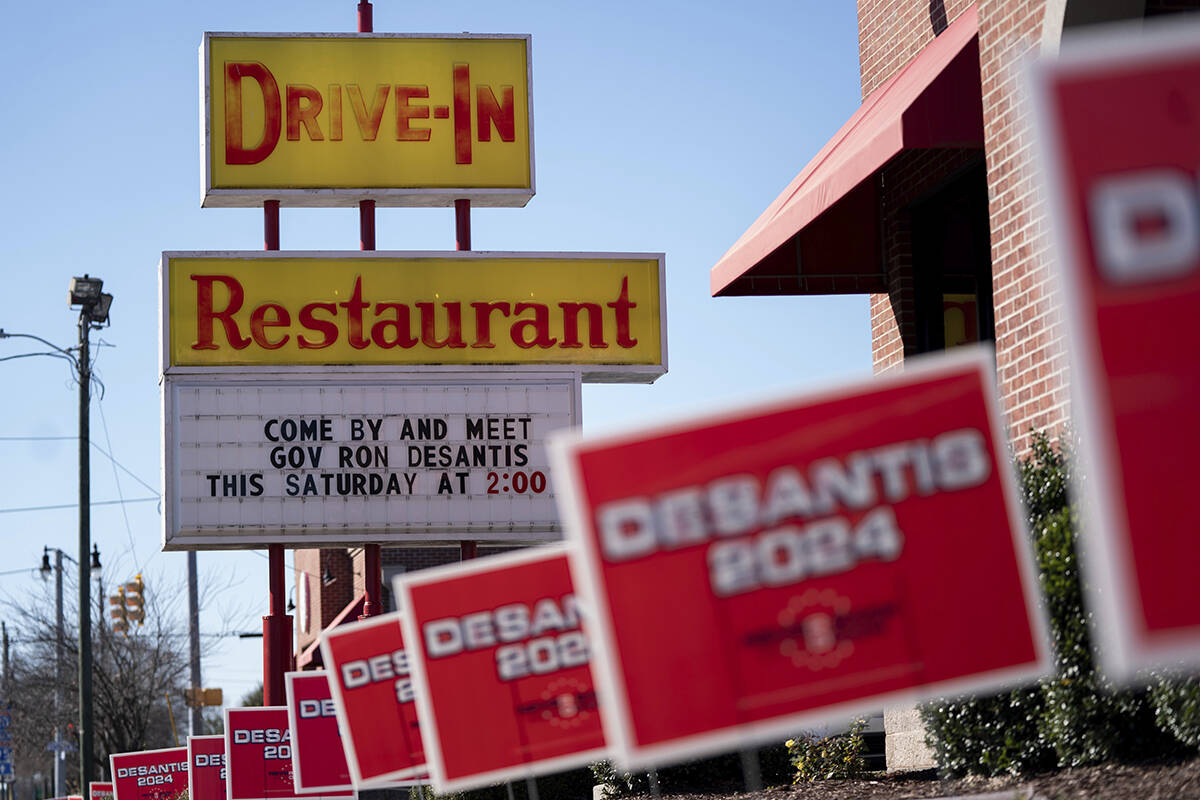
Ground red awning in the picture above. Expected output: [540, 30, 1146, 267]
[295, 593, 366, 670]
[711, 5, 983, 297]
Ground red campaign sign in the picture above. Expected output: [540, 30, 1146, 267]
[394, 546, 607, 794]
[284, 672, 353, 792]
[187, 735, 226, 800]
[319, 612, 426, 786]
[225, 706, 353, 800]
[89, 783, 114, 800]
[1032, 21, 1200, 680]
[550, 348, 1051, 767]
[110, 747, 188, 800]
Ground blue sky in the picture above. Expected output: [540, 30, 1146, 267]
[0, 1, 867, 711]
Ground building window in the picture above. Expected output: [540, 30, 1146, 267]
[910, 160, 995, 353]
[382, 564, 406, 613]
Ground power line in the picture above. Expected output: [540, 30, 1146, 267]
[0, 436, 161, 498]
[0, 497, 159, 514]
[97, 393, 141, 572]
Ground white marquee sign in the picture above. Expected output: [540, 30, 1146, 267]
[162, 374, 579, 549]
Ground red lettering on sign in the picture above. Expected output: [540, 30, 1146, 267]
[476, 85, 515, 142]
[348, 84, 389, 142]
[224, 62, 280, 165]
[192, 274, 251, 350]
[395, 86, 432, 142]
[286, 85, 324, 141]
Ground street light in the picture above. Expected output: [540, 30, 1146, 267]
[0, 280, 114, 789]
[39, 546, 100, 797]
[68, 274, 113, 788]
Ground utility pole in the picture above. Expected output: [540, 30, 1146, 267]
[68, 274, 111, 788]
[52, 551, 65, 799]
[187, 553, 201, 735]
[78, 297, 94, 789]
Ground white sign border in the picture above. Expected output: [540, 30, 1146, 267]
[548, 345, 1052, 770]
[200, 32, 535, 209]
[318, 612, 428, 787]
[393, 543, 609, 794]
[1029, 16, 1200, 682]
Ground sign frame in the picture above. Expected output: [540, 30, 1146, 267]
[549, 345, 1052, 769]
[1030, 17, 1200, 680]
[161, 370, 581, 550]
[394, 543, 608, 794]
[158, 250, 667, 383]
[200, 32, 535, 209]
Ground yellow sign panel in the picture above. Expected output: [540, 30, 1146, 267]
[202, 34, 533, 207]
[163, 252, 666, 382]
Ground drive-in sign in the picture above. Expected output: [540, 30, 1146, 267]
[319, 612, 425, 785]
[1032, 20, 1200, 680]
[550, 347, 1050, 767]
[188, 736, 226, 800]
[284, 672, 353, 792]
[394, 545, 606, 793]
[111, 747, 188, 800]
[225, 707, 353, 800]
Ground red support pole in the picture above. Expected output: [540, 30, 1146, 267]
[359, 200, 376, 251]
[356, 0, 381, 610]
[262, 202, 291, 701]
[455, 199, 471, 251]
[360, 545, 382, 619]
[264, 200, 280, 251]
[457, 198, 475, 561]
[263, 544, 291, 704]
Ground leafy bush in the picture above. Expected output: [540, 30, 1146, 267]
[1153, 674, 1200, 748]
[786, 719, 868, 782]
[921, 432, 1185, 776]
[413, 766, 595, 800]
[591, 744, 791, 797]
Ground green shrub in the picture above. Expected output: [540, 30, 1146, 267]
[921, 432, 1185, 776]
[786, 719, 868, 782]
[590, 743, 791, 796]
[1152, 674, 1200, 748]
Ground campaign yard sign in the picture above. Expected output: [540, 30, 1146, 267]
[111, 747, 189, 800]
[188, 735, 226, 800]
[89, 783, 114, 800]
[284, 672, 354, 792]
[1031, 19, 1200, 681]
[319, 613, 426, 786]
[225, 707, 354, 800]
[394, 545, 606, 793]
[549, 346, 1051, 768]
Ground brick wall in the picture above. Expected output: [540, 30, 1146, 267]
[977, 0, 1067, 455]
[860, 0, 1068, 454]
[294, 547, 355, 655]
[859, 0, 977, 99]
[860, 1, 977, 377]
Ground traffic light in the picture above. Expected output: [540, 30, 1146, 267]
[125, 574, 145, 627]
[109, 587, 128, 634]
